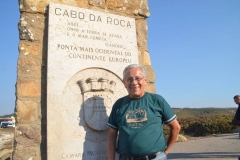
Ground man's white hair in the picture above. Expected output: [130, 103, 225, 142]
[123, 64, 146, 79]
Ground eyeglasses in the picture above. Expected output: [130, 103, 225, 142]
[126, 76, 145, 83]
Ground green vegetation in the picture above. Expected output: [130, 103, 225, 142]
[2, 108, 238, 137]
[164, 108, 238, 137]
[173, 107, 236, 118]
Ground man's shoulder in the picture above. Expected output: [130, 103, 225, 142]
[117, 95, 129, 100]
[145, 92, 164, 100]
[115, 95, 129, 104]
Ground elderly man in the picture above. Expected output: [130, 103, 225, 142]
[107, 64, 181, 160]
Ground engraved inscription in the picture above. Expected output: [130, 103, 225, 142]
[54, 8, 132, 28]
[61, 153, 84, 159]
[57, 44, 132, 63]
[61, 150, 107, 159]
[49, 3, 138, 66]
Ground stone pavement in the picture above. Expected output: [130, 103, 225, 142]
[168, 133, 240, 160]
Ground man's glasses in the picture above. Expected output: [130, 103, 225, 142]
[126, 76, 145, 83]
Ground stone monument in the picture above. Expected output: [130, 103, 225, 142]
[47, 3, 139, 159]
[15, 1, 155, 159]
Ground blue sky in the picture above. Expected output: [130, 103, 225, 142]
[0, 1, 239, 115]
[0, 1, 19, 116]
[147, 0, 240, 109]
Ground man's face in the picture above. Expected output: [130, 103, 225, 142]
[123, 67, 147, 98]
[234, 97, 240, 105]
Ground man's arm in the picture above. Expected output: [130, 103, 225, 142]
[165, 119, 181, 155]
[107, 128, 118, 160]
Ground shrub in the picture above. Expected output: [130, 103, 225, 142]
[164, 114, 237, 137]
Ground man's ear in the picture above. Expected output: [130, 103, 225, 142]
[122, 79, 127, 88]
[143, 77, 147, 85]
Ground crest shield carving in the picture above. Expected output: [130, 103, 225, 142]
[78, 77, 114, 131]
[61, 68, 128, 143]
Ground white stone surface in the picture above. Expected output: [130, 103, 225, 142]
[47, 3, 138, 159]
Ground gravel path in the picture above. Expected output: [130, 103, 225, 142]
[168, 133, 240, 160]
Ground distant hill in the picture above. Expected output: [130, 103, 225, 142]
[0, 108, 237, 118]
[173, 108, 236, 118]
[0, 113, 14, 118]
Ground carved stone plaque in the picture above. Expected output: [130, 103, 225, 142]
[48, 68, 128, 159]
[47, 3, 138, 160]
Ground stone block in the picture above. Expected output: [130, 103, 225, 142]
[12, 145, 40, 160]
[89, 0, 105, 8]
[176, 134, 188, 142]
[143, 50, 151, 65]
[106, 0, 149, 17]
[76, 0, 90, 8]
[15, 125, 41, 146]
[143, 65, 155, 83]
[18, 12, 45, 41]
[138, 50, 142, 63]
[106, 0, 127, 10]
[19, 41, 42, 56]
[138, 0, 150, 17]
[16, 78, 41, 97]
[136, 19, 148, 49]
[15, 99, 39, 123]
[18, 0, 149, 18]
[17, 56, 42, 77]
[19, 0, 90, 13]
[139, 50, 151, 65]
[145, 82, 156, 93]
[19, 0, 46, 13]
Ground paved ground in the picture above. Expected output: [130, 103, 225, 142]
[0, 129, 239, 160]
[168, 133, 240, 160]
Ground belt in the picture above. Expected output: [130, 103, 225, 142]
[119, 151, 163, 160]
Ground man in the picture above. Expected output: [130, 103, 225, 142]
[232, 95, 240, 140]
[232, 95, 240, 126]
[107, 64, 181, 160]
[232, 95, 240, 160]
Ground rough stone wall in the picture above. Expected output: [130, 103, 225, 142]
[14, 0, 155, 159]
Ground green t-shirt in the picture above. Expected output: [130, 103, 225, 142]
[107, 92, 176, 157]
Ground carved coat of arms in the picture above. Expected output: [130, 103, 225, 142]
[77, 77, 116, 131]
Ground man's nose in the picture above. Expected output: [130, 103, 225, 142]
[131, 79, 138, 84]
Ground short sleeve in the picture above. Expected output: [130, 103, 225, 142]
[107, 101, 119, 130]
[158, 96, 177, 124]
